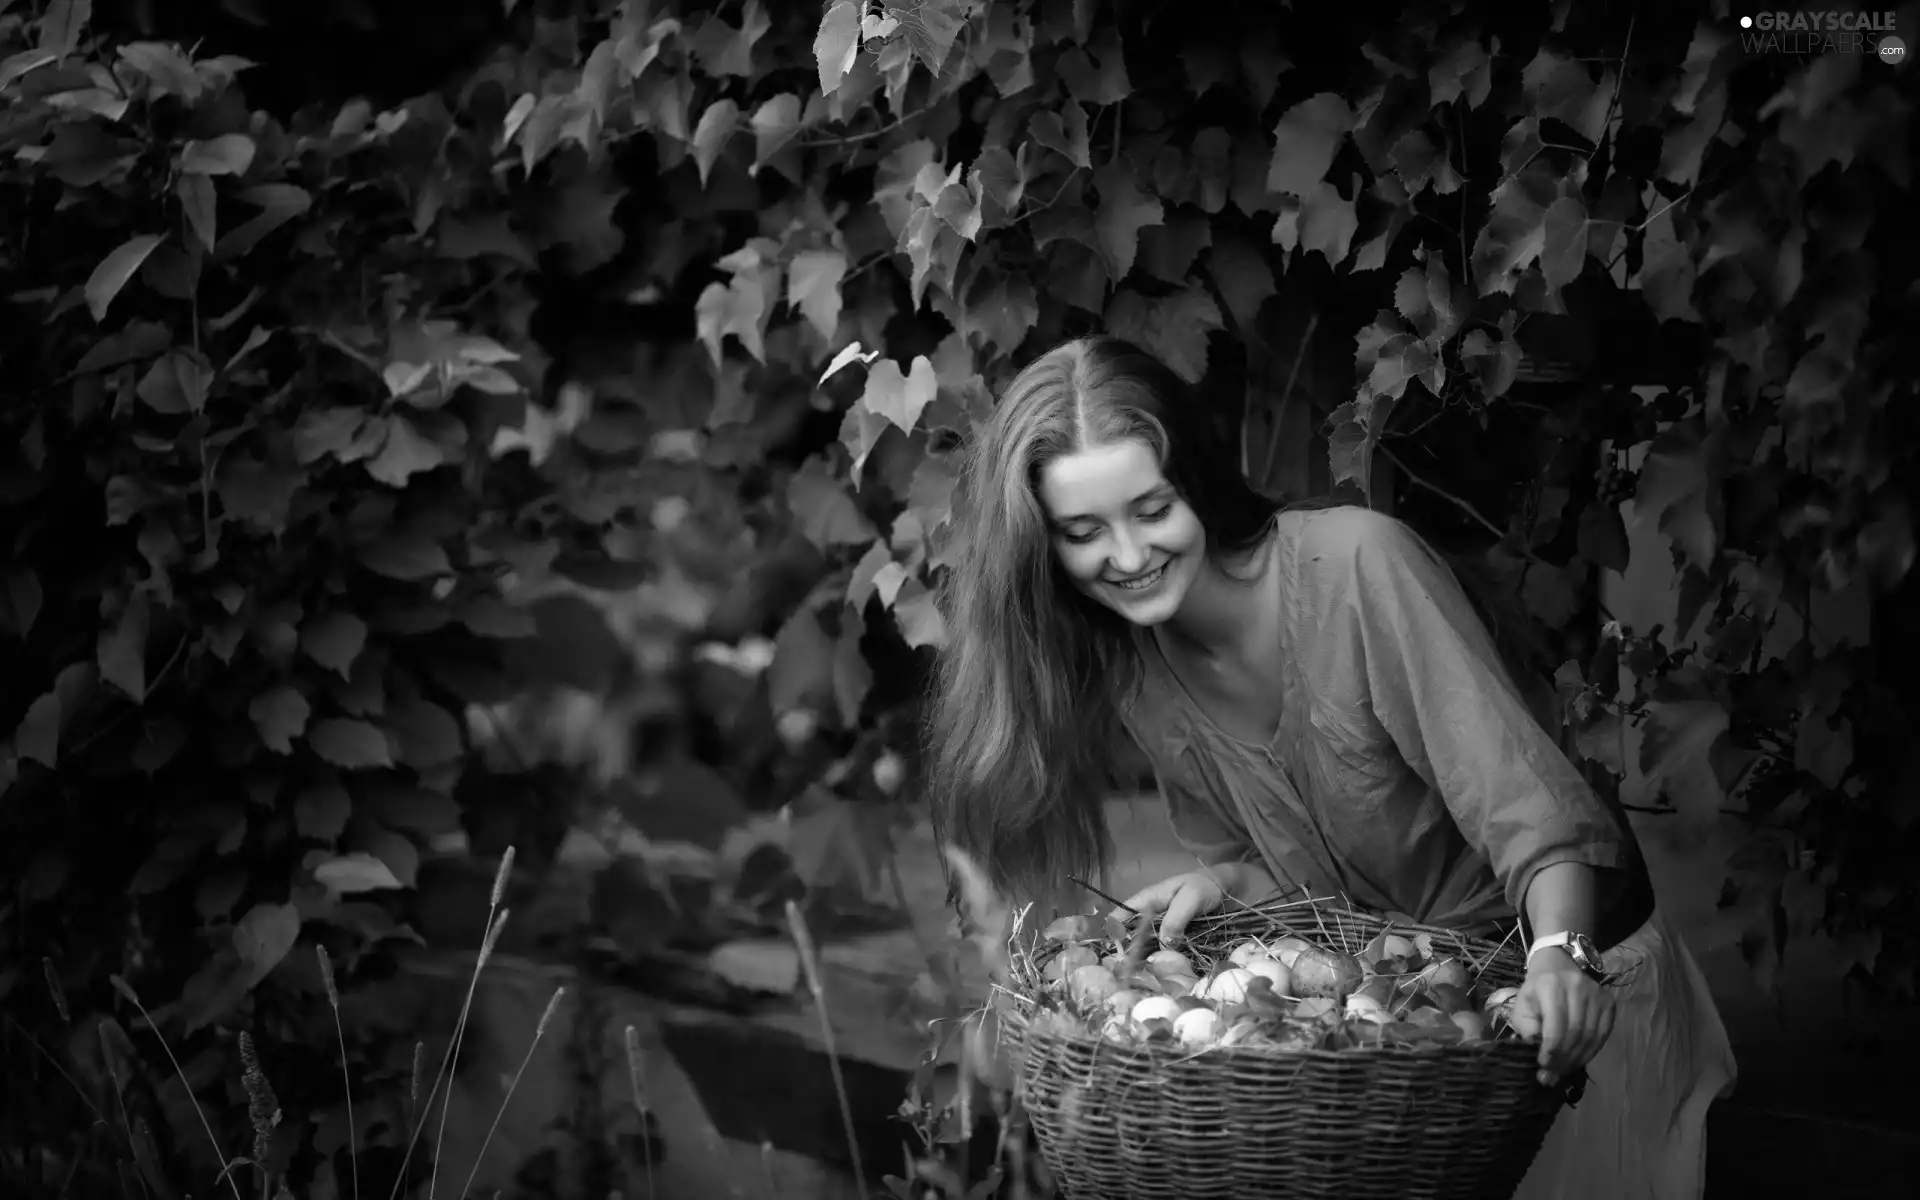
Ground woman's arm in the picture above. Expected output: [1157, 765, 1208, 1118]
[1524, 860, 1598, 946]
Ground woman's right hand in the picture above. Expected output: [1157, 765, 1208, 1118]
[1117, 869, 1233, 944]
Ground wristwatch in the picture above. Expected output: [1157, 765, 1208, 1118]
[1528, 931, 1610, 983]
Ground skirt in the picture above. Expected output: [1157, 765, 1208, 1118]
[1510, 907, 1738, 1200]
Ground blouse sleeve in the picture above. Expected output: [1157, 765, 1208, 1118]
[1298, 508, 1633, 920]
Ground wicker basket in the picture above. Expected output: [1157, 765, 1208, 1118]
[1003, 901, 1565, 1200]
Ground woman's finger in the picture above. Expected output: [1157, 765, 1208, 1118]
[1531, 983, 1566, 1080]
[1158, 883, 1215, 944]
[1117, 877, 1180, 917]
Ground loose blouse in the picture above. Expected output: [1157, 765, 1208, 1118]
[1120, 506, 1653, 947]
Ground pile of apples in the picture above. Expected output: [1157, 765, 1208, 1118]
[1030, 913, 1536, 1053]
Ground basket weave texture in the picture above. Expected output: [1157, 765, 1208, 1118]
[1003, 902, 1565, 1200]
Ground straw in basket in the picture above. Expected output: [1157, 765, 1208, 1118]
[999, 895, 1569, 1200]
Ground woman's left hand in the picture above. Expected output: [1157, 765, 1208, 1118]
[1513, 951, 1616, 1086]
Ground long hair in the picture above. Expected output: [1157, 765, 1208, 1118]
[924, 337, 1284, 904]
[924, 337, 1551, 907]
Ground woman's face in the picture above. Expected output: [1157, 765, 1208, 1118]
[1036, 438, 1206, 626]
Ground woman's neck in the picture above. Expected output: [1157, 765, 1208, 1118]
[1163, 537, 1277, 657]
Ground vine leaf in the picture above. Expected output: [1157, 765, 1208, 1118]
[1539, 196, 1589, 291]
[1104, 286, 1223, 384]
[86, 234, 162, 322]
[1267, 93, 1353, 197]
[300, 612, 368, 677]
[1030, 100, 1091, 169]
[788, 248, 848, 341]
[1092, 162, 1163, 279]
[13, 693, 61, 768]
[1296, 180, 1358, 266]
[1057, 27, 1130, 106]
[886, 0, 968, 74]
[691, 99, 739, 185]
[861, 355, 939, 435]
[814, 1, 861, 94]
[789, 455, 877, 548]
[1634, 424, 1718, 572]
[1204, 233, 1275, 331]
[179, 133, 255, 177]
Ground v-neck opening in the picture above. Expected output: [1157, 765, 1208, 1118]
[1144, 532, 1287, 752]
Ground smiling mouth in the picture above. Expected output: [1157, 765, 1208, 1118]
[1109, 563, 1168, 591]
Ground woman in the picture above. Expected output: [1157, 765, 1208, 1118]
[926, 336, 1736, 1199]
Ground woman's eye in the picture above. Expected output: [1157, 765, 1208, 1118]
[1060, 526, 1101, 545]
[1139, 505, 1171, 522]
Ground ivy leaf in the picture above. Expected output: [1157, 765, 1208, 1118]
[887, 0, 966, 73]
[233, 903, 300, 983]
[1634, 424, 1718, 572]
[86, 234, 162, 322]
[1296, 179, 1358, 266]
[1470, 169, 1554, 295]
[250, 686, 311, 755]
[788, 455, 876, 548]
[787, 249, 847, 341]
[1104, 286, 1223, 384]
[1540, 196, 1589, 291]
[1267, 93, 1353, 197]
[313, 853, 403, 894]
[179, 134, 255, 177]
[1428, 38, 1492, 108]
[860, 355, 938, 435]
[695, 270, 771, 366]
[307, 719, 394, 770]
[769, 607, 835, 718]
[691, 99, 739, 186]
[1092, 162, 1163, 279]
[1638, 208, 1701, 324]
[13, 693, 61, 768]
[358, 530, 451, 580]
[98, 594, 149, 702]
[295, 780, 351, 841]
[1029, 101, 1091, 169]
[750, 93, 803, 176]
[814, 1, 861, 95]
[692, 0, 770, 77]
[1140, 209, 1212, 283]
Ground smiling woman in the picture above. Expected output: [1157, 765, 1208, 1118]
[925, 335, 1735, 1199]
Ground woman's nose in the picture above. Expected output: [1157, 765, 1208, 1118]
[1107, 528, 1149, 573]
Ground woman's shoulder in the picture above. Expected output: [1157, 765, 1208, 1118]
[1282, 504, 1426, 567]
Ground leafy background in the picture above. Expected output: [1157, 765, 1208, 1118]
[2, 0, 1915, 1197]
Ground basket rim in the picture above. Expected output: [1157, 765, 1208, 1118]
[1000, 1000, 1542, 1065]
[1005, 894, 1533, 1065]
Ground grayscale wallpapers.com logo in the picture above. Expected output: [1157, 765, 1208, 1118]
[1736, 10, 1908, 62]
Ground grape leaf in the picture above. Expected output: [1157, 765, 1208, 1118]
[886, 0, 966, 73]
[1139, 209, 1212, 283]
[1540, 196, 1589, 290]
[1459, 329, 1520, 399]
[788, 248, 847, 341]
[789, 455, 876, 548]
[692, 0, 770, 77]
[696, 270, 771, 366]
[313, 852, 403, 894]
[1092, 162, 1163, 279]
[366, 415, 446, 487]
[250, 685, 311, 754]
[1058, 27, 1130, 106]
[1104, 286, 1223, 384]
[308, 718, 395, 769]
[891, 577, 947, 648]
[86, 235, 162, 322]
[233, 903, 300, 983]
[750, 92, 803, 175]
[98, 594, 149, 701]
[1029, 101, 1091, 169]
[1470, 169, 1554, 295]
[1296, 180, 1358, 266]
[814, 1, 861, 94]
[1268, 93, 1354, 197]
[1634, 423, 1718, 571]
[860, 355, 938, 434]
[691, 99, 739, 186]
[1204, 233, 1275, 331]
[1637, 208, 1701, 324]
